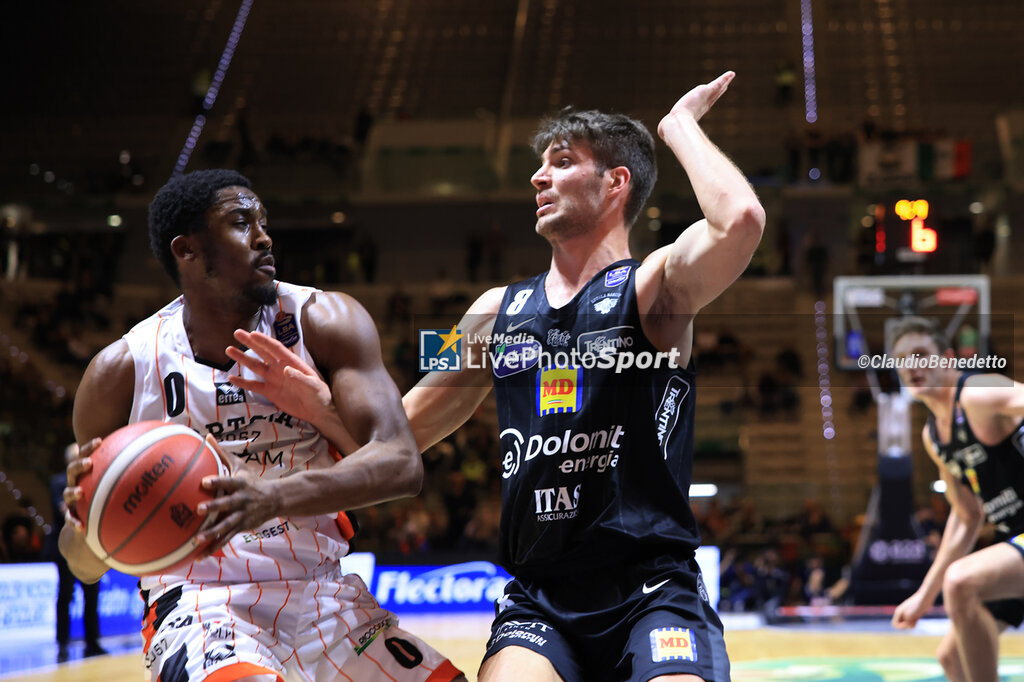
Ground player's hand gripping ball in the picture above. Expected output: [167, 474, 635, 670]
[74, 421, 227, 576]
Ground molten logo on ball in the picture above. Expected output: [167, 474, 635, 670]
[122, 453, 174, 514]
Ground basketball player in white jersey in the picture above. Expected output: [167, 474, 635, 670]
[60, 170, 464, 682]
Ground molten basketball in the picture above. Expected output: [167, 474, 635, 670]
[75, 420, 226, 576]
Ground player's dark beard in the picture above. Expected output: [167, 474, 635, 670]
[249, 280, 278, 306]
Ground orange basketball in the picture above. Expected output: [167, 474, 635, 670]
[75, 420, 226, 576]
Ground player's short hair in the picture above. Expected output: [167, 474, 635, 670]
[889, 316, 951, 352]
[532, 108, 657, 227]
[148, 169, 252, 285]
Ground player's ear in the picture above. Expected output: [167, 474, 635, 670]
[607, 166, 630, 195]
[170, 234, 198, 263]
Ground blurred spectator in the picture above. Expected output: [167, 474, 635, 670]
[2, 511, 41, 563]
[774, 60, 797, 107]
[46, 444, 104, 661]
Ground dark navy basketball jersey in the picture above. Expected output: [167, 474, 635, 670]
[928, 373, 1024, 537]
[490, 259, 701, 581]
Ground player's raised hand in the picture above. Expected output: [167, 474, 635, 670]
[659, 71, 735, 136]
[227, 330, 333, 424]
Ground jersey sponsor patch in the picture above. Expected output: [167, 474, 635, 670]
[604, 265, 631, 287]
[536, 366, 582, 416]
[215, 381, 246, 406]
[655, 376, 690, 459]
[273, 311, 300, 347]
[650, 627, 697, 663]
[493, 339, 542, 378]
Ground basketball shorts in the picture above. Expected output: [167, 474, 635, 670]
[984, 535, 1024, 628]
[141, 567, 462, 682]
[483, 556, 729, 681]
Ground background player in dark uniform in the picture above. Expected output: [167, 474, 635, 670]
[890, 317, 1024, 682]
[232, 72, 764, 681]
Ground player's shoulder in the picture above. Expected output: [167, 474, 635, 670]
[470, 286, 507, 315]
[960, 373, 1019, 407]
[79, 339, 135, 401]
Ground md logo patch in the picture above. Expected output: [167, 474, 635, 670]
[536, 366, 582, 416]
[419, 326, 462, 372]
[650, 626, 696, 663]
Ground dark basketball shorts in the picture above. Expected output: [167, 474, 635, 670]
[483, 557, 729, 681]
[984, 535, 1024, 628]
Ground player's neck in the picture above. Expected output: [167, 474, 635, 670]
[546, 227, 630, 306]
[920, 374, 961, 428]
[181, 297, 262, 365]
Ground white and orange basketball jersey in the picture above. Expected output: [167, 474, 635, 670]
[125, 281, 350, 591]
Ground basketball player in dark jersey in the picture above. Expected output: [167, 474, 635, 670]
[231, 71, 764, 681]
[890, 317, 1024, 682]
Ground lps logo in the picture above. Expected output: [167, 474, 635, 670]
[418, 326, 462, 372]
[536, 366, 582, 416]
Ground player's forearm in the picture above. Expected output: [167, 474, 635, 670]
[273, 437, 423, 516]
[404, 382, 490, 452]
[659, 114, 764, 240]
[58, 525, 108, 583]
[918, 511, 982, 603]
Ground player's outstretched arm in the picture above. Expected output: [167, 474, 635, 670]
[60, 340, 136, 583]
[960, 373, 1024, 423]
[638, 71, 766, 324]
[201, 292, 423, 544]
[403, 287, 503, 451]
[892, 427, 984, 629]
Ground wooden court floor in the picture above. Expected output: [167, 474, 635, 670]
[7, 615, 1024, 681]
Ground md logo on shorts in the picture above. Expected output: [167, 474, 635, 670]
[536, 366, 582, 416]
[418, 326, 462, 372]
[650, 627, 697, 663]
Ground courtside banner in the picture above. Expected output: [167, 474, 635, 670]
[71, 568, 145, 638]
[341, 550, 719, 614]
[374, 561, 512, 614]
[0, 563, 57, 643]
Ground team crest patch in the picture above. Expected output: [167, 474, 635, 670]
[650, 627, 697, 663]
[604, 265, 631, 287]
[536, 366, 582, 416]
[592, 293, 621, 314]
[273, 311, 300, 347]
